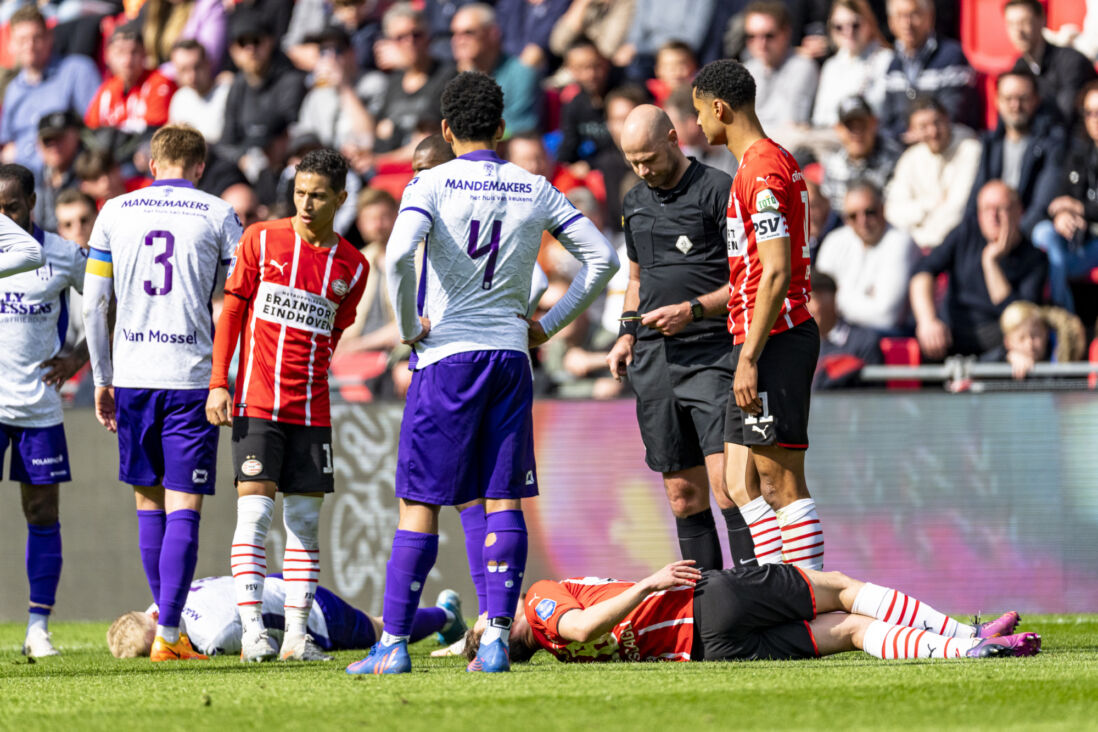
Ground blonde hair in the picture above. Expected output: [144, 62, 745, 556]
[150, 124, 207, 169]
[107, 611, 155, 658]
[1000, 301, 1086, 363]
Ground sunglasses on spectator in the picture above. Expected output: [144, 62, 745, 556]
[746, 32, 778, 41]
[831, 20, 862, 33]
[393, 30, 426, 42]
[452, 27, 482, 37]
[234, 35, 263, 48]
[844, 208, 880, 221]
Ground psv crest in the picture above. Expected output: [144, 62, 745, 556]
[675, 235, 693, 254]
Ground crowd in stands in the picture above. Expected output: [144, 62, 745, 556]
[6, 0, 1098, 398]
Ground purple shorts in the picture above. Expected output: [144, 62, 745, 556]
[396, 350, 537, 506]
[0, 422, 71, 484]
[115, 388, 218, 494]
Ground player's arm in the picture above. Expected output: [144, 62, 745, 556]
[607, 257, 641, 381]
[640, 283, 728, 337]
[385, 208, 434, 345]
[207, 231, 260, 426]
[534, 216, 619, 346]
[83, 236, 116, 431]
[0, 220, 44, 277]
[528, 261, 549, 316]
[554, 561, 701, 643]
[735, 235, 790, 413]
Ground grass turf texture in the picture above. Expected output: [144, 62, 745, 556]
[1, 617, 1096, 731]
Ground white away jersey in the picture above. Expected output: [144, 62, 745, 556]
[167, 576, 328, 656]
[0, 228, 85, 427]
[88, 180, 242, 388]
[395, 149, 582, 368]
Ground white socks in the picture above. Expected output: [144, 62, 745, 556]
[283, 495, 323, 637]
[776, 498, 824, 570]
[852, 583, 974, 638]
[482, 617, 512, 646]
[740, 496, 783, 565]
[157, 624, 180, 644]
[232, 495, 274, 634]
[863, 620, 980, 659]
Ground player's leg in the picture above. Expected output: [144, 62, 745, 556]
[663, 466, 722, 571]
[724, 410, 783, 565]
[750, 446, 823, 568]
[705, 451, 757, 568]
[153, 488, 204, 654]
[133, 486, 165, 604]
[277, 423, 337, 661]
[11, 423, 72, 658]
[456, 498, 488, 619]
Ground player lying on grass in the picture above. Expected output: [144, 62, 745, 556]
[107, 575, 467, 659]
[463, 562, 1040, 664]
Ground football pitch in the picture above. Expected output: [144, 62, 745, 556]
[2, 617, 1096, 731]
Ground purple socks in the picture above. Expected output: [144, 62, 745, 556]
[459, 504, 488, 615]
[26, 522, 62, 614]
[157, 509, 200, 629]
[410, 607, 448, 643]
[484, 510, 527, 620]
[381, 529, 438, 637]
[137, 509, 166, 602]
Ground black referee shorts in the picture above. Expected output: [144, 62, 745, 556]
[627, 336, 733, 473]
[231, 416, 335, 494]
[690, 564, 819, 661]
[724, 318, 820, 450]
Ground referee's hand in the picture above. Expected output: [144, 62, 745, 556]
[206, 387, 233, 427]
[606, 335, 635, 381]
[640, 302, 691, 337]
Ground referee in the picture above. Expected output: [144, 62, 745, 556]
[607, 105, 756, 571]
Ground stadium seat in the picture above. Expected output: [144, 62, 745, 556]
[1047, 0, 1085, 32]
[1088, 336, 1098, 389]
[960, 0, 1019, 73]
[330, 350, 390, 403]
[879, 336, 922, 390]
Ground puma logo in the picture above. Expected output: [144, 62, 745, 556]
[751, 424, 770, 440]
[270, 260, 288, 275]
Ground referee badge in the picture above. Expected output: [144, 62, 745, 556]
[675, 235, 694, 254]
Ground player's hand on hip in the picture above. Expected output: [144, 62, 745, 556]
[640, 302, 691, 337]
[40, 354, 83, 389]
[606, 335, 635, 381]
[94, 386, 117, 433]
[206, 387, 233, 427]
[403, 316, 431, 345]
[734, 356, 762, 414]
[520, 315, 549, 348]
[644, 560, 702, 591]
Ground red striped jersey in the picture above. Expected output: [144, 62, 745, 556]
[725, 138, 812, 344]
[222, 219, 367, 426]
[524, 578, 695, 662]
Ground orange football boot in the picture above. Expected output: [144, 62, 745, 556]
[150, 634, 210, 662]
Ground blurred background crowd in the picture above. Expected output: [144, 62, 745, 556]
[9, 0, 1098, 398]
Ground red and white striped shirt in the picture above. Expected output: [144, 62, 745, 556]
[524, 578, 695, 662]
[212, 218, 367, 426]
[725, 138, 812, 345]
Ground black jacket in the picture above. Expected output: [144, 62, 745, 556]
[1057, 137, 1098, 236]
[219, 52, 306, 157]
[1012, 43, 1098, 129]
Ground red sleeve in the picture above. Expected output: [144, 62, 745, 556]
[84, 85, 104, 128]
[144, 74, 176, 127]
[225, 226, 261, 299]
[524, 580, 584, 641]
[210, 293, 246, 390]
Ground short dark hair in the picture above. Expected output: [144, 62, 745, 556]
[745, 0, 792, 30]
[413, 133, 455, 168]
[908, 94, 947, 121]
[74, 148, 116, 181]
[565, 36, 600, 57]
[10, 5, 47, 29]
[996, 68, 1038, 92]
[692, 59, 756, 110]
[605, 84, 651, 109]
[1003, 0, 1045, 20]
[657, 39, 696, 63]
[170, 38, 207, 59]
[295, 148, 349, 193]
[441, 72, 504, 142]
[0, 164, 35, 198]
[56, 187, 96, 210]
[811, 270, 837, 294]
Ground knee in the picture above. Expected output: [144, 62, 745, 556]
[22, 489, 59, 526]
[1031, 220, 1066, 254]
[283, 495, 322, 543]
[664, 479, 706, 518]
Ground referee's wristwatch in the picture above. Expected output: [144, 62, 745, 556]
[689, 299, 704, 322]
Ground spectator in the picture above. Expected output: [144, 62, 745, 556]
[665, 84, 737, 178]
[495, 0, 571, 69]
[880, 0, 978, 141]
[54, 188, 97, 249]
[0, 5, 100, 171]
[812, 0, 892, 128]
[33, 111, 84, 232]
[804, 165, 840, 259]
[330, 0, 387, 72]
[595, 84, 647, 233]
[549, 0, 637, 62]
[85, 24, 177, 134]
[74, 148, 142, 205]
[142, 0, 228, 70]
[450, 3, 541, 136]
[816, 181, 919, 333]
[820, 95, 902, 214]
[968, 70, 1067, 237]
[885, 95, 982, 249]
[219, 10, 307, 180]
[648, 40, 698, 108]
[423, 0, 480, 62]
[1030, 81, 1098, 313]
[910, 180, 1048, 359]
[168, 40, 230, 144]
[341, 188, 400, 354]
[372, 4, 456, 157]
[1004, 0, 1096, 129]
[295, 25, 374, 152]
[807, 271, 883, 389]
[994, 300, 1085, 379]
[615, 0, 715, 78]
[741, 1, 819, 146]
[557, 39, 615, 167]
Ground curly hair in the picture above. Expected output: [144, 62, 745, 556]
[295, 148, 349, 193]
[441, 72, 504, 142]
[692, 59, 756, 111]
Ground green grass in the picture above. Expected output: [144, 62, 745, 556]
[1, 617, 1096, 731]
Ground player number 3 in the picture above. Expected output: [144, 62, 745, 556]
[143, 230, 175, 296]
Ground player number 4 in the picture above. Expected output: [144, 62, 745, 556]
[467, 219, 502, 290]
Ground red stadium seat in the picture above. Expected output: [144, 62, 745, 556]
[1047, 0, 1085, 32]
[1088, 337, 1098, 389]
[879, 336, 922, 390]
[330, 350, 390, 402]
[960, 0, 1020, 73]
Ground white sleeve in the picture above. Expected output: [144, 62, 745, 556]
[538, 216, 619, 337]
[82, 271, 113, 386]
[385, 209, 434, 342]
[527, 261, 549, 316]
[220, 206, 245, 262]
[0, 216, 44, 277]
[70, 244, 87, 295]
